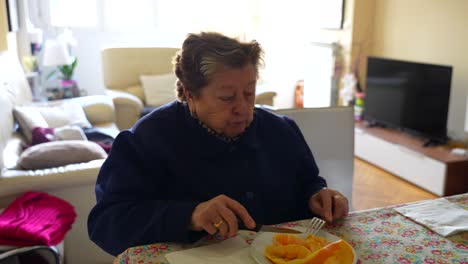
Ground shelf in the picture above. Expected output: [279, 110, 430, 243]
[355, 122, 468, 196]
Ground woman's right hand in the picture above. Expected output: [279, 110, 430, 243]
[190, 194, 256, 237]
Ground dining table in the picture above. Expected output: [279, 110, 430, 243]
[115, 193, 468, 263]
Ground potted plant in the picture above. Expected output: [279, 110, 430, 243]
[46, 57, 80, 98]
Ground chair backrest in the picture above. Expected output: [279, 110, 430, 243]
[275, 107, 355, 206]
[101, 47, 179, 101]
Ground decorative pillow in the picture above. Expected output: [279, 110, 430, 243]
[140, 74, 177, 106]
[31, 126, 87, 147]
[13, 107, 49, 142]
[36, 102, 92, 128]
[18, 140, 107, 170]
[54, 125, 87, 141]
[31, 127, 56, 146]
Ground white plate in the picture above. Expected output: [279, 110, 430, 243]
[249, 230, 357, 264]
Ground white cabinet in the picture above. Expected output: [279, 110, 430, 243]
[354, 124, 468, 196]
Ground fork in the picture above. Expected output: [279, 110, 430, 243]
[302, 217, 326, 238]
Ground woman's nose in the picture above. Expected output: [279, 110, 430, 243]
[232, 96, 249, 115]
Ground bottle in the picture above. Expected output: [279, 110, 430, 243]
[354, 92, 365, 121]
[294, 80, 304, 108]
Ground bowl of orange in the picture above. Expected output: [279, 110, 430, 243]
[250, 231, 356, 264]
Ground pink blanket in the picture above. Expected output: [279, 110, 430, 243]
[0, 192, 77, 246]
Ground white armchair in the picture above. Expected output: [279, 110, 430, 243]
[275, 107, 355, 206]
[102, 47, 277, 130]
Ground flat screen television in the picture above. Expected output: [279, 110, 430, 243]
[363, 56, 453, 144]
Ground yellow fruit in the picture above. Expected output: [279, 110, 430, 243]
[305, 235, 329, 252]
[265, 244, 312, 264]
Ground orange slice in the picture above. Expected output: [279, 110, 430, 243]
[265, 244, 312, 264]
[273, 234, 329, 252]
[273, 234, 308, 247]
[303, 239, 355, 264]
[304, 235, 329, 252]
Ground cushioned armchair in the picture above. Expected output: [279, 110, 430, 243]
[102, 47, 277, 130]
[0, 51, 115, 263]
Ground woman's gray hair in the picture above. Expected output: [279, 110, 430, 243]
[173, 32, 264, 102]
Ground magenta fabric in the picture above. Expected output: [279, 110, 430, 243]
[0, 192, 77, 246]
[31, 127, 55, 146]
[95, 142, 112, 153]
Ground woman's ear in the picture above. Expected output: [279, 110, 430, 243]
[184, 88, 197, 116]
[183, 88, 193, 102]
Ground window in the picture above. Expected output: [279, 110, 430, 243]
[102, 0, 157, 32]
[49, 0, 97, 28]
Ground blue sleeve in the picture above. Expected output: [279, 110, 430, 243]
[87, 130, 203, 256]
[284, 117, 327, 202]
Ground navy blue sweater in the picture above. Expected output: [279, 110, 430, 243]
[88, 101, 327, 256]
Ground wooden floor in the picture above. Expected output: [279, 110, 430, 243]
[352, 157, 437, 211]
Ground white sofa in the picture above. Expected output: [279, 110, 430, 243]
[0, 51, 116, 263]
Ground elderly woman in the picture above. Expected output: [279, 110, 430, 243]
[88, 32, 349, 256]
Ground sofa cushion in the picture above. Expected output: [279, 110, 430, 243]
[18, 140, 107, 170]
[140, 74, 177, 106]
[14, 103, 92, 143]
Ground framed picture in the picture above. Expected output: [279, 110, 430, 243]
[5, 0, 19, 32]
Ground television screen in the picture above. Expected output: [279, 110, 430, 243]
[363, 56, 452, 142]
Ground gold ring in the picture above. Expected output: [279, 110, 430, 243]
[213, 220, 224, 229]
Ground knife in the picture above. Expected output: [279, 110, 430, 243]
[240, 224, 302, 234]
[257, 225, 303, 234]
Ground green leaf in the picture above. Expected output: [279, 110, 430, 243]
[46, 69, 58, 80]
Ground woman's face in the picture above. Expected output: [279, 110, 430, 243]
[187, 63, 257, 138]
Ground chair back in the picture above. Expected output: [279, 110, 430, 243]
[275, 107, 354, 206]
[101, 47, 179, 101]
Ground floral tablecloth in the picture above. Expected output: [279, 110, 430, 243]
[115, 193, 468, 264]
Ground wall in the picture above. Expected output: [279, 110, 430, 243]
[349, 0, 375, 88]
[371, 0, 468, 140]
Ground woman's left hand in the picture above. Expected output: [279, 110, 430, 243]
[308, 188, 349, 223]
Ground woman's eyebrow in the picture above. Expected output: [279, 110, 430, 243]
[218, 85, 235, 91]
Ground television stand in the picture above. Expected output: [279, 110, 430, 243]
[355, 122, 468, 196]
[422, 138, 447, 148]
[365, 120, 386, 128]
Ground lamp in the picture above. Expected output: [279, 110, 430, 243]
[42, 40, 72, 67]
[42, 39, 79, 99]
